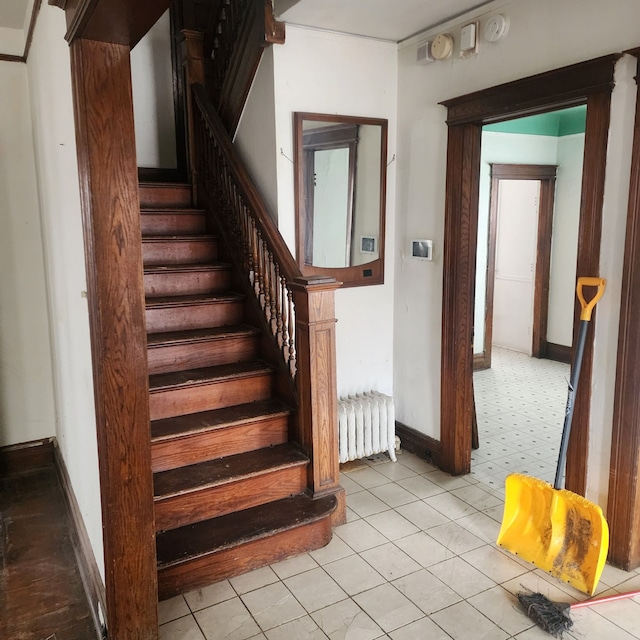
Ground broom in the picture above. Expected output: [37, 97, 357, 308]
[518, 589, 640, 637]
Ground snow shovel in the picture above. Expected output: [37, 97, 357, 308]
[496, 277, 608, 596]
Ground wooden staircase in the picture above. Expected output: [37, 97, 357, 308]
[139, 183, 337, 600]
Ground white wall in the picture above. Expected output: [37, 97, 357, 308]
[236, 48, 280, 220]
[547, 133, 584, 346]
[131, 10, 177, 169]
[395, 0, 639, 506]
[272, 26, 398, 397]
[0, 60, 56, 446]
[27, 3, 104, 580]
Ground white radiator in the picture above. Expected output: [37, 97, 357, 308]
[338, 392, 397, 463]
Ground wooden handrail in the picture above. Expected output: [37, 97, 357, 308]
[193, 83, 302, 281]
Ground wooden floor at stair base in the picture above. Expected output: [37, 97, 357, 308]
[156, 494, 336, 600]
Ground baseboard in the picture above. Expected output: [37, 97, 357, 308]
[0, 437, 55, 475]
[53, 442, 106, 638]
[395, 421, 442, 468]
[545, 342, 572, 364]
[473, 352, 490, 371]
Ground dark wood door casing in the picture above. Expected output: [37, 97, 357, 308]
[477, 164, 557, 370]
[440, 56, 617, 497]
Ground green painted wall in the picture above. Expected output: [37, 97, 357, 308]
[484, 105, 586, 137]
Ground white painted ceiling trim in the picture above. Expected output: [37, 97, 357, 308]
[0, 0, 36, 58]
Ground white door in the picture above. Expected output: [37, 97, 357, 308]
[492, 179, 540, 355]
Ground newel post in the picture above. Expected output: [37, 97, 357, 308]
[181, 29, 205, 200]
[290, 276, 346, 526]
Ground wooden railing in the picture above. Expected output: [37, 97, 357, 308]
[206, 0, 285, 134]
[193, 83, 301, 379]
[191, 83, 344, 520]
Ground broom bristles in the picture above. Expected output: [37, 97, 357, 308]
[517, 592, 573, 637]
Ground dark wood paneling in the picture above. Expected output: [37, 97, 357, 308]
[54, 442, 106, 634]
[0, 438, 55, 475]
[608, 56, 640, 571]
[545, 342, 572, 364]
[442, 55, 620, 126]
[565, 91, 610, 496]
[138, 167, 184, 183]
[440, 123, 481, 475]
[70, 38, 158, 639]
[395, 421, 442, 468]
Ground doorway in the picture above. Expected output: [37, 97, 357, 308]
[439, 55, 617, 496]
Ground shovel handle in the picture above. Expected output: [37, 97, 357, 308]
[577, 277, 606, 321]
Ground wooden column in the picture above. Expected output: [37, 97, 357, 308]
[608, 54, 640, 571]
[291, 277, 346, 525]
[440, 123, 482, 475]
[70, 39, 158, 638]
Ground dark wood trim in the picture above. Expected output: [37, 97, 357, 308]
[442, 54, 620, 126]
[70, 38, 158, 638]
[49, 0, 68, 7]
[440, 123, 481, 475]
[0, 53, 26, 63]
[483, 164, 556, 360]
[0, 438, 55, 475]
[608, 54, 640, 571]
[395, 421, 442, 469]
[545, 342, 572, 364]
[23, 0, 43, 60]
[138, 167, 183, 183]
[565, 90, 610, 496]
[441, 56, 616, 484]
[473, 352, 489, 370]
[53, 442, 106, 637]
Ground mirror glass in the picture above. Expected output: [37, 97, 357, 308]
[294, 113, 388, 287]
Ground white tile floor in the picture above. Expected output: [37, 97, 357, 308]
[158, 349, 640, 639]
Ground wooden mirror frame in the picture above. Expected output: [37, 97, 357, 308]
[293, 112, 388, 287]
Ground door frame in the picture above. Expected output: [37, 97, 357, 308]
[476, 163, 557, 370]
[439, 55, 618, 495]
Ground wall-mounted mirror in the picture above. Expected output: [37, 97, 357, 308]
[294, 112, 388, 287]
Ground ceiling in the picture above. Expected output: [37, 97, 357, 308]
[0, 0, 30, 30]
[274, 0, 495, 42]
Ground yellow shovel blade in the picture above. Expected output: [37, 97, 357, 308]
[497, 473, 609, 595]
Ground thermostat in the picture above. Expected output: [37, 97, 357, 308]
[412, 239, 433, 260]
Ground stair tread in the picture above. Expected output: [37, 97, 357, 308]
[149, 360, 273, 392]
[151, 399, 292, 442]
[148, 324, 259, 347]
[141, 209, 206, 215]
[142, 235, 217, 242]
[146, 292, 244, 308]
[156, 494, 337, 569]
[144, 263, 231, 275]
[154, 443, 307, 499]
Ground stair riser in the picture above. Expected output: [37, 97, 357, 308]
[155, 466, 307, 531]
[140, 185, 191, 208]
[149, 374, 272, 421]
[151, 416, 289, 472]
[148, 335, 259, 375]
[157, 517, 333, 600]
[141, 213, 206, 236]
[143, 240, 218, 266]
[145, 270, 232, 298]
[146, 302, 244, 334]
